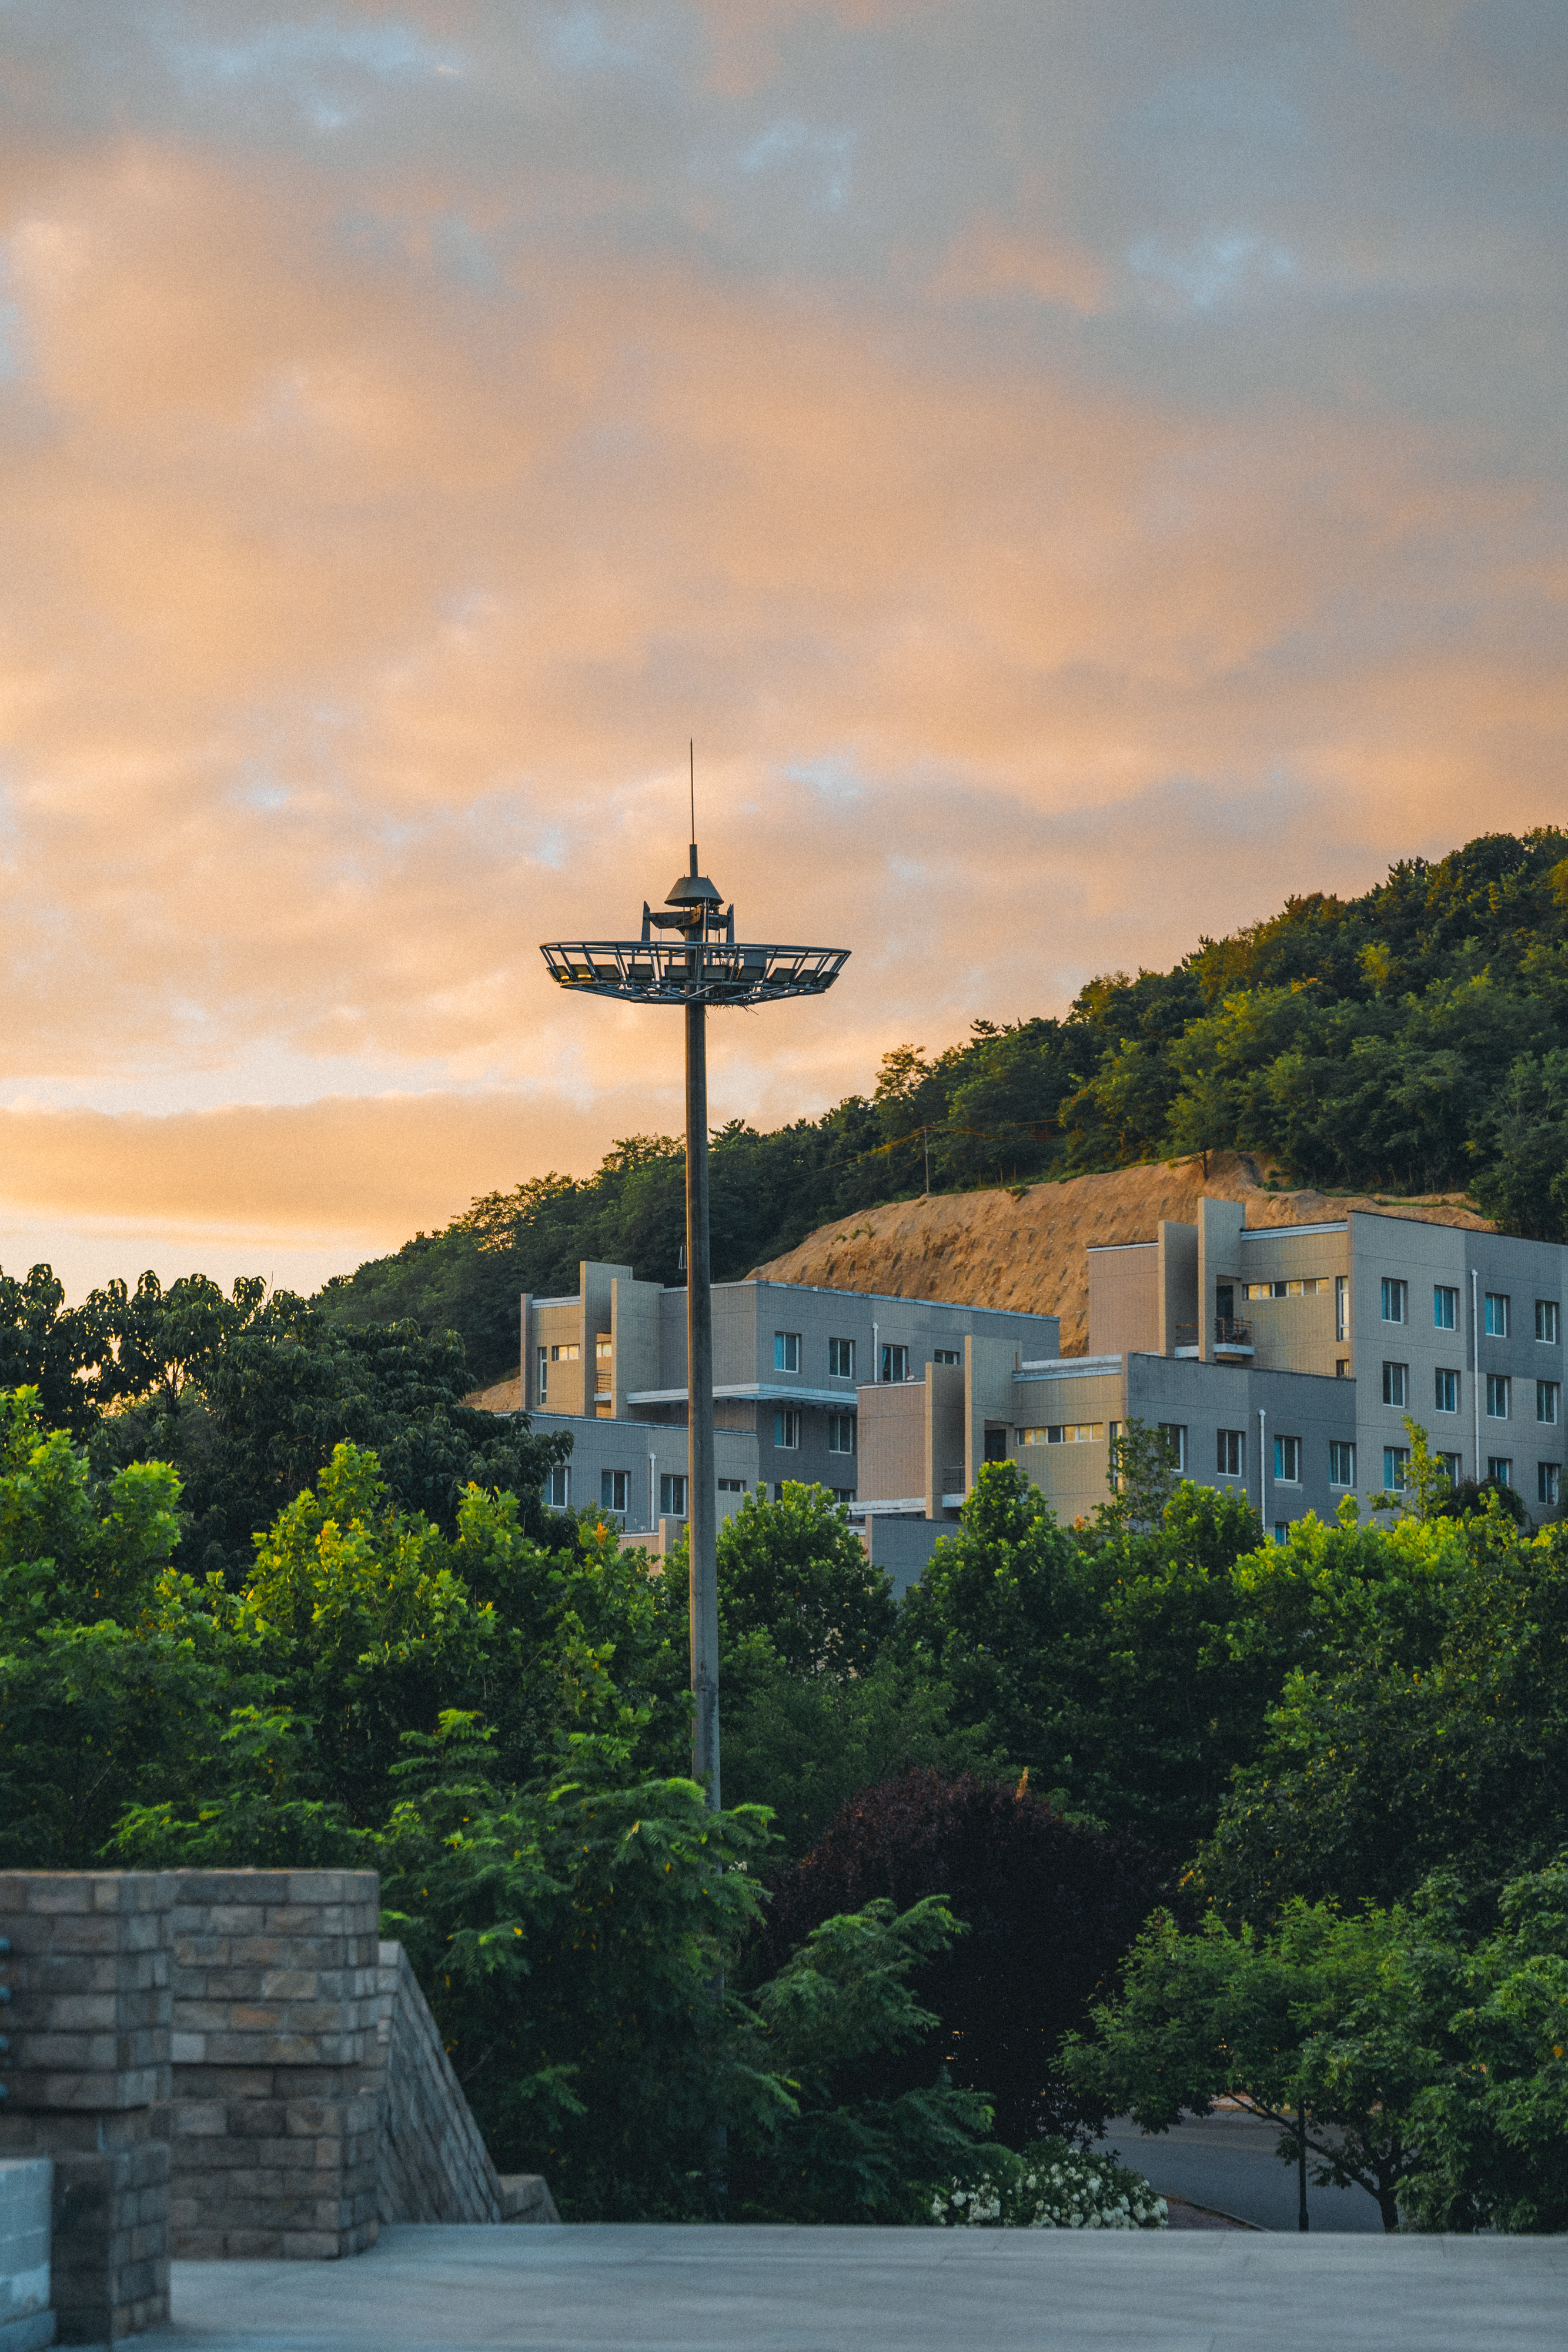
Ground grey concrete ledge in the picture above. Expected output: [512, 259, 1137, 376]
[160, 2223, 1568, 2352]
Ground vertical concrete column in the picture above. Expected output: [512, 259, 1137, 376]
[0, 1872, 173, 2344]
[924, 1362, 965, 1518]
[1197, 1198, 1245, 1363]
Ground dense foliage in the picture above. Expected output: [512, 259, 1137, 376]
[1064, 1860, 1568, 2234]
[0, 1268, 566, 1579]
[5, 1327, 1568, 2222]
[316, 831, 1568, 1379]
[749, 1768, 1171, 2146]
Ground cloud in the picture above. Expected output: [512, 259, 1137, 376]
[1, 2, 1566, 1291]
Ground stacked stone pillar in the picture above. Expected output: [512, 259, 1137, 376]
[0, 1872, 173, 2345]
[167, 1871, 383, 2259]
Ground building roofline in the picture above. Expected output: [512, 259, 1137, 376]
[1239, 1221, 1349, 1240]
[1085, 1241, 1156, 1255]
[714, 1277, 1058, 1321]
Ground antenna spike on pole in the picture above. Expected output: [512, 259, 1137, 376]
[689, 739, 696, 867]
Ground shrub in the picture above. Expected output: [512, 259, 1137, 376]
[930, 2140, 1166, 2229]
[750, 1768, 1169, 2144]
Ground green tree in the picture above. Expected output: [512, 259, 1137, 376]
[0, 1389, 238, 1866]
[1199, 1506, 1568, 1916]
[894, 1464, 1093, 1780]
[714, 1482, 897, 1678]
[96, 1315, 569, 1579]
[1398, 1857, 1568, 2233]
[1064, 1898, 1434, 2231]
[729, 1899, 995, 2222]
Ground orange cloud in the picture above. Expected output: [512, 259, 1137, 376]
[0, 6, 1565, 1291]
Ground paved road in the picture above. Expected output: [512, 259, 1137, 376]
[158, 2225, 1568, 2352]
[1097, 2109, 1386, 2231]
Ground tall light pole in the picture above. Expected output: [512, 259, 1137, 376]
[541, 841, 848, 1806]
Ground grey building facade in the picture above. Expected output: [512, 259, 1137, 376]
[852, 1199, 1568, 1537]
[517, 1261, 1059, 1542]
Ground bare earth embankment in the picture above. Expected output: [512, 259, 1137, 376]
[467, 1152, 1492, 1402]
[752, 1151, 1491, 1355]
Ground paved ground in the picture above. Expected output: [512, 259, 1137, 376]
[1098, 2109, 1385, 2231]
[157, 2224, 1568, 2352]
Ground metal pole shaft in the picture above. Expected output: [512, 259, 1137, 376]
[686, 992, 720, 1808]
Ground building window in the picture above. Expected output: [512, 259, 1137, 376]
[717, 1478, 747, 1492]
[1329, 1440, 1355, 1487]
[1381, 1278, 1407, 1324]
[1487, 1374, 1512, 1420]
[774, 1331, 801, 1373]
[880, 1342, 910, 1383]
[827, 1414, 856, 1455]
[1335, 1275, 1349, 1341]
[1539, 1462, 1560, 1508]
[1335, 1358, 1350, 1378]
[1019, 1424, 1103, 1446]
[1435, 1367, 1459, 1414]
[774, 1408, 801, 1448]
[596, 1337, 613, 1359]
[1488, 1456, 1514, 1488]
[774, 1482, 787, 1501]
[830, 1487, 856, 1505]
[1439, 1453, 1463, 1489]
[1273, 1522, 1290, 1545]
[660, 1474, 688, 1517]
[1274, 1434, 1302, 1484]
[932, 1347, 961, 1366]
[1485, 1292, 1510, 1338]
[1538, 1381, 1560, 1426]
[552, 1342, 580, 1361]
[1536, 1299, 1560, 1345]
[1216, 1428, 1245, 1476]
[1434, 1285, 1458, 1331]
[600, 1469, 629, 1514]
[548, 1465, 570, 1508]
[984, 1427, 1008, 1462]
[537, 1346, 548, 1406]
[828, 1337, 855, 1379]
[1246, 1278, 1326, 1301]
[1383, 1446, 1410, 1491]
[1382, 1361, 1409, 1408]
[1158, 1424, 1188, 1471]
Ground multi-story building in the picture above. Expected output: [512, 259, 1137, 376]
[856, 1198, 1568, 1538]
[519, 1261, 1057, 1552]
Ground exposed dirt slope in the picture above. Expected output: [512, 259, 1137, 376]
[751, 1151, 1492, 1355]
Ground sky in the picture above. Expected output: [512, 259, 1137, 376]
[2, 0, 1567, 1299]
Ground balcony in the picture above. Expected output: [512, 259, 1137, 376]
[1171, 1318, 1253, 1360]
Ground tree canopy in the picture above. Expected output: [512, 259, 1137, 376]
[307, 830, 1568, 1379]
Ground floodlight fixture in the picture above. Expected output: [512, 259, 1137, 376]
[540, 839, 849, 1809]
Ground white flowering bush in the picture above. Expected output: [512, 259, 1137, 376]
[929, 2139, 1167, 2230]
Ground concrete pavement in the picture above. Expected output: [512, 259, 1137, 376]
[156, 2224, 1568, 2352]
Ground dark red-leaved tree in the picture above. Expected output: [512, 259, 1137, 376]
[750, 1769, 1170, 2146]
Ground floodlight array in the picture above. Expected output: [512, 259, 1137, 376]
[540, 938, 848, 1007]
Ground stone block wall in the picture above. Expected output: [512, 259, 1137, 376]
[375, 1943, 557, 2226]
[167, 1871, 383, 2260]
[0, 1867, 559, 2323]
[0, 1873, 172, 2344]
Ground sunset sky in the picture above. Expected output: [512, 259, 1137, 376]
[3, 2, 1566, 1299]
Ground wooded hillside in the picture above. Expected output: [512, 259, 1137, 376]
[320, 831, 1567, 1381]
